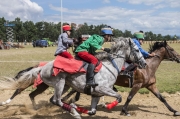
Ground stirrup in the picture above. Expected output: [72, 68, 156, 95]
[120, 71, 131, 78]
[86, 83, 98, 88]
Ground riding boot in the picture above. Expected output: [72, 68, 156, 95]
[86, 64, 98, 88]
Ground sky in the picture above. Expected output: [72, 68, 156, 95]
[0, 0, 180, 36]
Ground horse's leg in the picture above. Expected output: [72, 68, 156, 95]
[121, 83, 142, 116]
[49, 78, 81, 119]
[49, 84, 71, 105]
[2, 66, 37, 106]
[0, 88, 25, 105]
[29, 82, 49, 109]
[62, 89, 80, 104]
[147, 83, 180, 116]
[95, 86, 122, 110]
[88, 96, 100, 115]
[74, 87, 122, 115]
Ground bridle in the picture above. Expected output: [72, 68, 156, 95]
[127, 38, 144, 65]
[164, 45, 179, 62]
[105, 38, 144, 74]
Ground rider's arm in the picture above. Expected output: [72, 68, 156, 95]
[138, 47, 149, 58]
[133, 39, 149, 58]
[61, 33, 73, 45]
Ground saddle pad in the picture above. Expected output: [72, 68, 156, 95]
[33, 62, 47, 88]
[53, 56, 103, 76]
[94, 62, 102, 72]
[53, 56, 86, 76]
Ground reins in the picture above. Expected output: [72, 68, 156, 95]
[164, 46, 177, 61]
[128, 38, 143, 65]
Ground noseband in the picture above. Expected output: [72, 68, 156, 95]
[164, 45, 179, 62]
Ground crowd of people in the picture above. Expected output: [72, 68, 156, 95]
[0, 40, 11, 50]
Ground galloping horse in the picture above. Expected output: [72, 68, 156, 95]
[0, 37, 146, 119]
[0, 37, 86, 108]
[56, 41, 180, 117]
[118, 41, 180, 116]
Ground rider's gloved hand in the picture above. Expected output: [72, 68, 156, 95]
[104, 48, 111, 53]
[149, 52, 155, 57]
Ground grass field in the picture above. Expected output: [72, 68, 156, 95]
[0, 42, 180, 94]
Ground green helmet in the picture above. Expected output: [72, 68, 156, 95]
[134, 32, 144, 40]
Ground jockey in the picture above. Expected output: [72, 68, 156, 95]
[122, 31, 155, 75]
[133, 31, 155, 58]
[54, 24, 74, 59]
[75, 26, 113, 88]
[73, 35, 90, 53]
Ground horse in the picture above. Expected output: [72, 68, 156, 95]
[64, 40, 180, 117]
[0, 63, 49, 109]
[0, 37, 83, 109]
[0, 37, 146, 119]
[117, 40, 180, 116]
[0, 63, 72, 109]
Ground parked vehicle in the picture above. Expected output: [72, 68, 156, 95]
[33, 40, 48, 47]
[42, 38, 54, 46]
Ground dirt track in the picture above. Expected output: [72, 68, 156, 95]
[0, 90, 180, 119]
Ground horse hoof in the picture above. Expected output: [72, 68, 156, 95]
[70, 107, 81, 119]
[120, 112, 131, 116]
[174, 111, 180, 116]
[0, 102, 6, 106]
[126, 113, 131, 116]
[33, 106, 38, 110]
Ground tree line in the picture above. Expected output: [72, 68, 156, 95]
[0, 17, 178, 42]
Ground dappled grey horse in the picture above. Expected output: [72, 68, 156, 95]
[0, 37, 146, 119]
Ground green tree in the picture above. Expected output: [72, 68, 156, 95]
[113, 29, 123, 37]
[156, 34, 163, 41]
[164, 35, 171, 41]
[23, 21, 37, 42]
[123, 30, 132, 38]
[0, 17, 6, 40]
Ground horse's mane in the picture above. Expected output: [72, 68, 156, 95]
[148, 41, 165, 53]
[95, 37, 128, 61]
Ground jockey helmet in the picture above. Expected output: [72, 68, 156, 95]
[101, 26, 113, 36]
[63, 24, 71, 31]
[134, 32, 144, 40]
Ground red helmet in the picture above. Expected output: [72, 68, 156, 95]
[62, 25, 71, 31]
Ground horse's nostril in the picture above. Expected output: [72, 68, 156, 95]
[178, 60, 180, 63]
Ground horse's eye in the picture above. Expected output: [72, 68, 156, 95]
[136, 49, 139, 52]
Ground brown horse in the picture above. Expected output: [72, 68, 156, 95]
[115, 40, 180, 116]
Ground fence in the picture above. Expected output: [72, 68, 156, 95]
[12, 40, 180, 46]
[103, 40, 180, 45]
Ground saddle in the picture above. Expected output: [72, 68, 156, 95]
[118, 62, 137, 88]
[53, 56, 102, 76]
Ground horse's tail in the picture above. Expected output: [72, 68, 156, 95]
[0, 67, 42, 90]
[14, 67, 34, 79]
[14, 63, 39, 79]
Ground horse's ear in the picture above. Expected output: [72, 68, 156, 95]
[164, 40, 167, 46]
[128, 38, 131, 45]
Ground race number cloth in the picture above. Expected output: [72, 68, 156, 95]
[53, 56, 86, 76]
[53, 56, 102, 76]
[33, 62, 47, 88]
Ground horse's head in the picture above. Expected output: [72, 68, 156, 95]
[149, 41, 180, 63]
[112, 37, 147, 69]
[126, 38, 147, 68]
